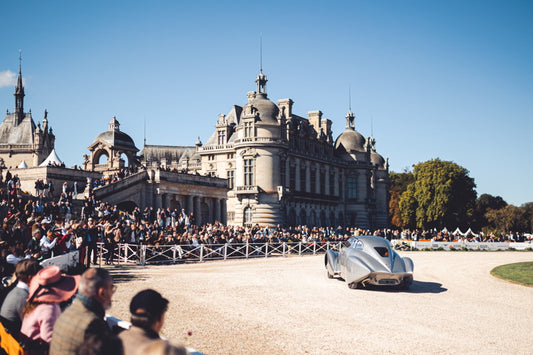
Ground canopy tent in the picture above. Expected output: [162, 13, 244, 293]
[17, 160, 28, 169]
[39, 149, 63, 167]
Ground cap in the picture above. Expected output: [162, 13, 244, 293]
[130, 289, 169, 318]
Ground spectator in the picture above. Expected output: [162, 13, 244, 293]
[50, 268, 120, 355]
[119, 289, 187, 355]
[40, 229, 58, 259]
[20, 266, 80, 354]
[0, 258, 41, 336]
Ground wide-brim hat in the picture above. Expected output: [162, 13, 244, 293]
[28, 266, 80, 303]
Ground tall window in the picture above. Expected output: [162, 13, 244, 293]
[310, 169, 316, 194]
[217, 130, 226, 145]
[244, 159, 254, 186]
[244, 122, 253, 137]
[320, 171, 325, 195]
[227, 170, 234, 189]
[280, 159, 286, 186]
[329, 172, 335, 196]
[289, 165, 296, 191]
[244, 207, 253, 225]
[347, 176, 357, 199]
[300, 167, 306, 192]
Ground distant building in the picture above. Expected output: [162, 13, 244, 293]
[0, 62, 55, 168]
[197, 71, 390, 229]
[84, 116, 139, 173]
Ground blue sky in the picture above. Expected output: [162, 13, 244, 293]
[1, 0, 532, 206]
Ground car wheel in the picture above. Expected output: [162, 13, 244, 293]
[348, 282, 360, 289]
[399, 276, 413, 290]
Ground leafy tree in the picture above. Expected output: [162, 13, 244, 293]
[485, 205, 528, 232]
[388, 171, 414, 228]
[520, 202, 533, 232]
[399, 159, 477, 229]
[473, 194, 507, 230]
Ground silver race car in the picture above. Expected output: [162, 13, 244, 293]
[325, 236, 414, 289]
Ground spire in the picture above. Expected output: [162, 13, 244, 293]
[255, 35, 267, 95]
[14, 50, 25, 124]
[345, 85, 355, 130]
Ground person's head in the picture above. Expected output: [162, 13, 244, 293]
[15, 258, 41, 284]
[79, 268, 115, 310]
[129, 289, 169, 333]
[32, 225, 42, 240]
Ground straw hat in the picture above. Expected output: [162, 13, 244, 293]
[28, 266, 80, 303]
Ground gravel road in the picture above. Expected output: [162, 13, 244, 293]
[106, 252, 533, 355]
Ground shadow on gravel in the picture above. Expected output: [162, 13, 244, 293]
[408, 280, 447, 293]
[104, 265, 149, 284]
[347, 280, 447, 294]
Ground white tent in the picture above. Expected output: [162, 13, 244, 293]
[39, 149, 63, 167]
[17, 160, 28, 169]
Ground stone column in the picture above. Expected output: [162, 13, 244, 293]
[194, 197, 201, 225]
[155, 191, 162, 209]
[187, 195, 194, 214]
[220, 199, 227, 225]
[215, 198, 221, 222]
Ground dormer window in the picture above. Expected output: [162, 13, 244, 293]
[217, 130, 226, 145]
[244, 122, 253, 137]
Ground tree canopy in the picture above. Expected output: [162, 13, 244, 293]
[398, 159, 477, 229]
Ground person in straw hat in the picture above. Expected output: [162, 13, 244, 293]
[19, 265, 80, 354]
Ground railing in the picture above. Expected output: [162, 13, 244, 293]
[391, 240, 533, 251]
[96, 241, 343, 265]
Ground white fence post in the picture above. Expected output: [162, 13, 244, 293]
[224, 244, 228, 260]
[245, 241, 249, 259]
[200, 245, 204, 262]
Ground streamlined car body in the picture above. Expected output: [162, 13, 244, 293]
[325, 236, 414, 289]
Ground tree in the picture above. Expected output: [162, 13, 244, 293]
[399, 159, 477, 229]
[485, 205, 527, 233]
[389, 171, 414, 228]
[519, 202, 533, 232]
[473, 194, 507, 230]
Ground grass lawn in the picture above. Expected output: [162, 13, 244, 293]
[491, 261, 533, 286]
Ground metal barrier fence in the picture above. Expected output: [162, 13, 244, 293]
[96, 241, 343, 265]
[391, 240, 533, 251]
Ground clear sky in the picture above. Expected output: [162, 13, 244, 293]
[1, 0, 531, 206]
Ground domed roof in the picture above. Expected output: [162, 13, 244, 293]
[371, 151, 385, 167]
[249, 93, 279, 123]
[91, 117, 138, 151]
[94, 130, 137, 150]
[335, 128, 366, 152]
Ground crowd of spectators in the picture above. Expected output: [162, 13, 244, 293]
[0, 168, 530, 278]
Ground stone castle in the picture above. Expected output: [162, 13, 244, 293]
[1, 61, 389, 229]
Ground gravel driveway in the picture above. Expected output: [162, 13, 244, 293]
[106, 252, 533, 355]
